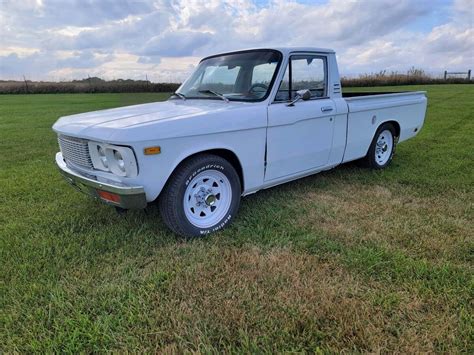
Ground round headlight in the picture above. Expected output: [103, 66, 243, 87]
[97, 146, 108, 168]
[113, 150, 125, 172]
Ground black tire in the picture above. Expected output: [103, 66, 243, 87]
[362, 123, 397, 169]
[158, 154, 241, 238]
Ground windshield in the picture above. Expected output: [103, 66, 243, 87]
[175, 50, 282, 102]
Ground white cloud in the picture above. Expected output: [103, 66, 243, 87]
[0, 0, 472, 81]
[139, 30, 213, 57]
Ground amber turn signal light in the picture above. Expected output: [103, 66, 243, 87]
[97, 190, 121, 203]
[144, 146, 161, 155]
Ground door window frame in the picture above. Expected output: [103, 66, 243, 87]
[272, 53, 329, 104]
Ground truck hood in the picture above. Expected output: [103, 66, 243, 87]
[52, 99, 251, 141]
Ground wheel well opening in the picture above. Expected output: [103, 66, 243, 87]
[385, 120, 400, 138]
[183, 149, 244, 192]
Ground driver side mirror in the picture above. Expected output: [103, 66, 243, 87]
[286, 89, 311, 106]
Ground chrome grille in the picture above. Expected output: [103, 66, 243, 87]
[58, 135, 93, 169]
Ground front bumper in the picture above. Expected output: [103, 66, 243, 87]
[55, 152, 147, 209]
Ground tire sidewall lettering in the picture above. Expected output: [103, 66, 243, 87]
[185, 164, 225, 187]
[199, 214, 232, 235]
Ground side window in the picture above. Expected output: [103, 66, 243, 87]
[292, 56, 326, 98]
[275, 55, 326, 102]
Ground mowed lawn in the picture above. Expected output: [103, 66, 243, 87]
[1, 85, 473, 352]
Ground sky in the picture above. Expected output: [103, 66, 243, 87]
[0, 0, 472, 82]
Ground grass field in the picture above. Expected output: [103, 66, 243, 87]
[1, 86, 473, 352]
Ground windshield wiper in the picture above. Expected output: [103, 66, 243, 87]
[172, 92, 186, 100]
[198, 89, 229, 103]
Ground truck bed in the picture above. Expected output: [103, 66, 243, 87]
[341, 90, 428, 163]
[342, 91, 426, 109]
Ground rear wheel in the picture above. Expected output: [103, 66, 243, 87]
[362, 123, 397, 169]
[159, 154, 241, 238]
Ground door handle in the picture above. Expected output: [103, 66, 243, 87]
[321, 106, 334, 112]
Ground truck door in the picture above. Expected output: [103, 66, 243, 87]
[265, 54, 336, 181]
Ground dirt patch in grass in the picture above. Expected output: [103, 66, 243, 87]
[140, 246, 461, 352]
[298, 183, 473, 267]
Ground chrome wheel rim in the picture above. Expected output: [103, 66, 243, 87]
[375, 129, 393, 166]
[183, 170, 232, 228]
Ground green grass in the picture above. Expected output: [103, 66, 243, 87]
[1, 86, 473, 352]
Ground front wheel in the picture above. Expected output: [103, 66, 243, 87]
[159, 154, 241, 238]
[362, 123, 397, 169]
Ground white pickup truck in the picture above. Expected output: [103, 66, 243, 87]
[53, 47, 427, 237]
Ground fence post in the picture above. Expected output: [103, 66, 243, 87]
[444, 70, 447, 80]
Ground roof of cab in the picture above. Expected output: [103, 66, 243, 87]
[272, 47, 335, 55]
[201, 47, 335, 60]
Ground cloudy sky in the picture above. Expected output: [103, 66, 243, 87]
[0, 0, 472, 82]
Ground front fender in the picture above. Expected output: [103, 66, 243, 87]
[133, 128, 267, 202]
